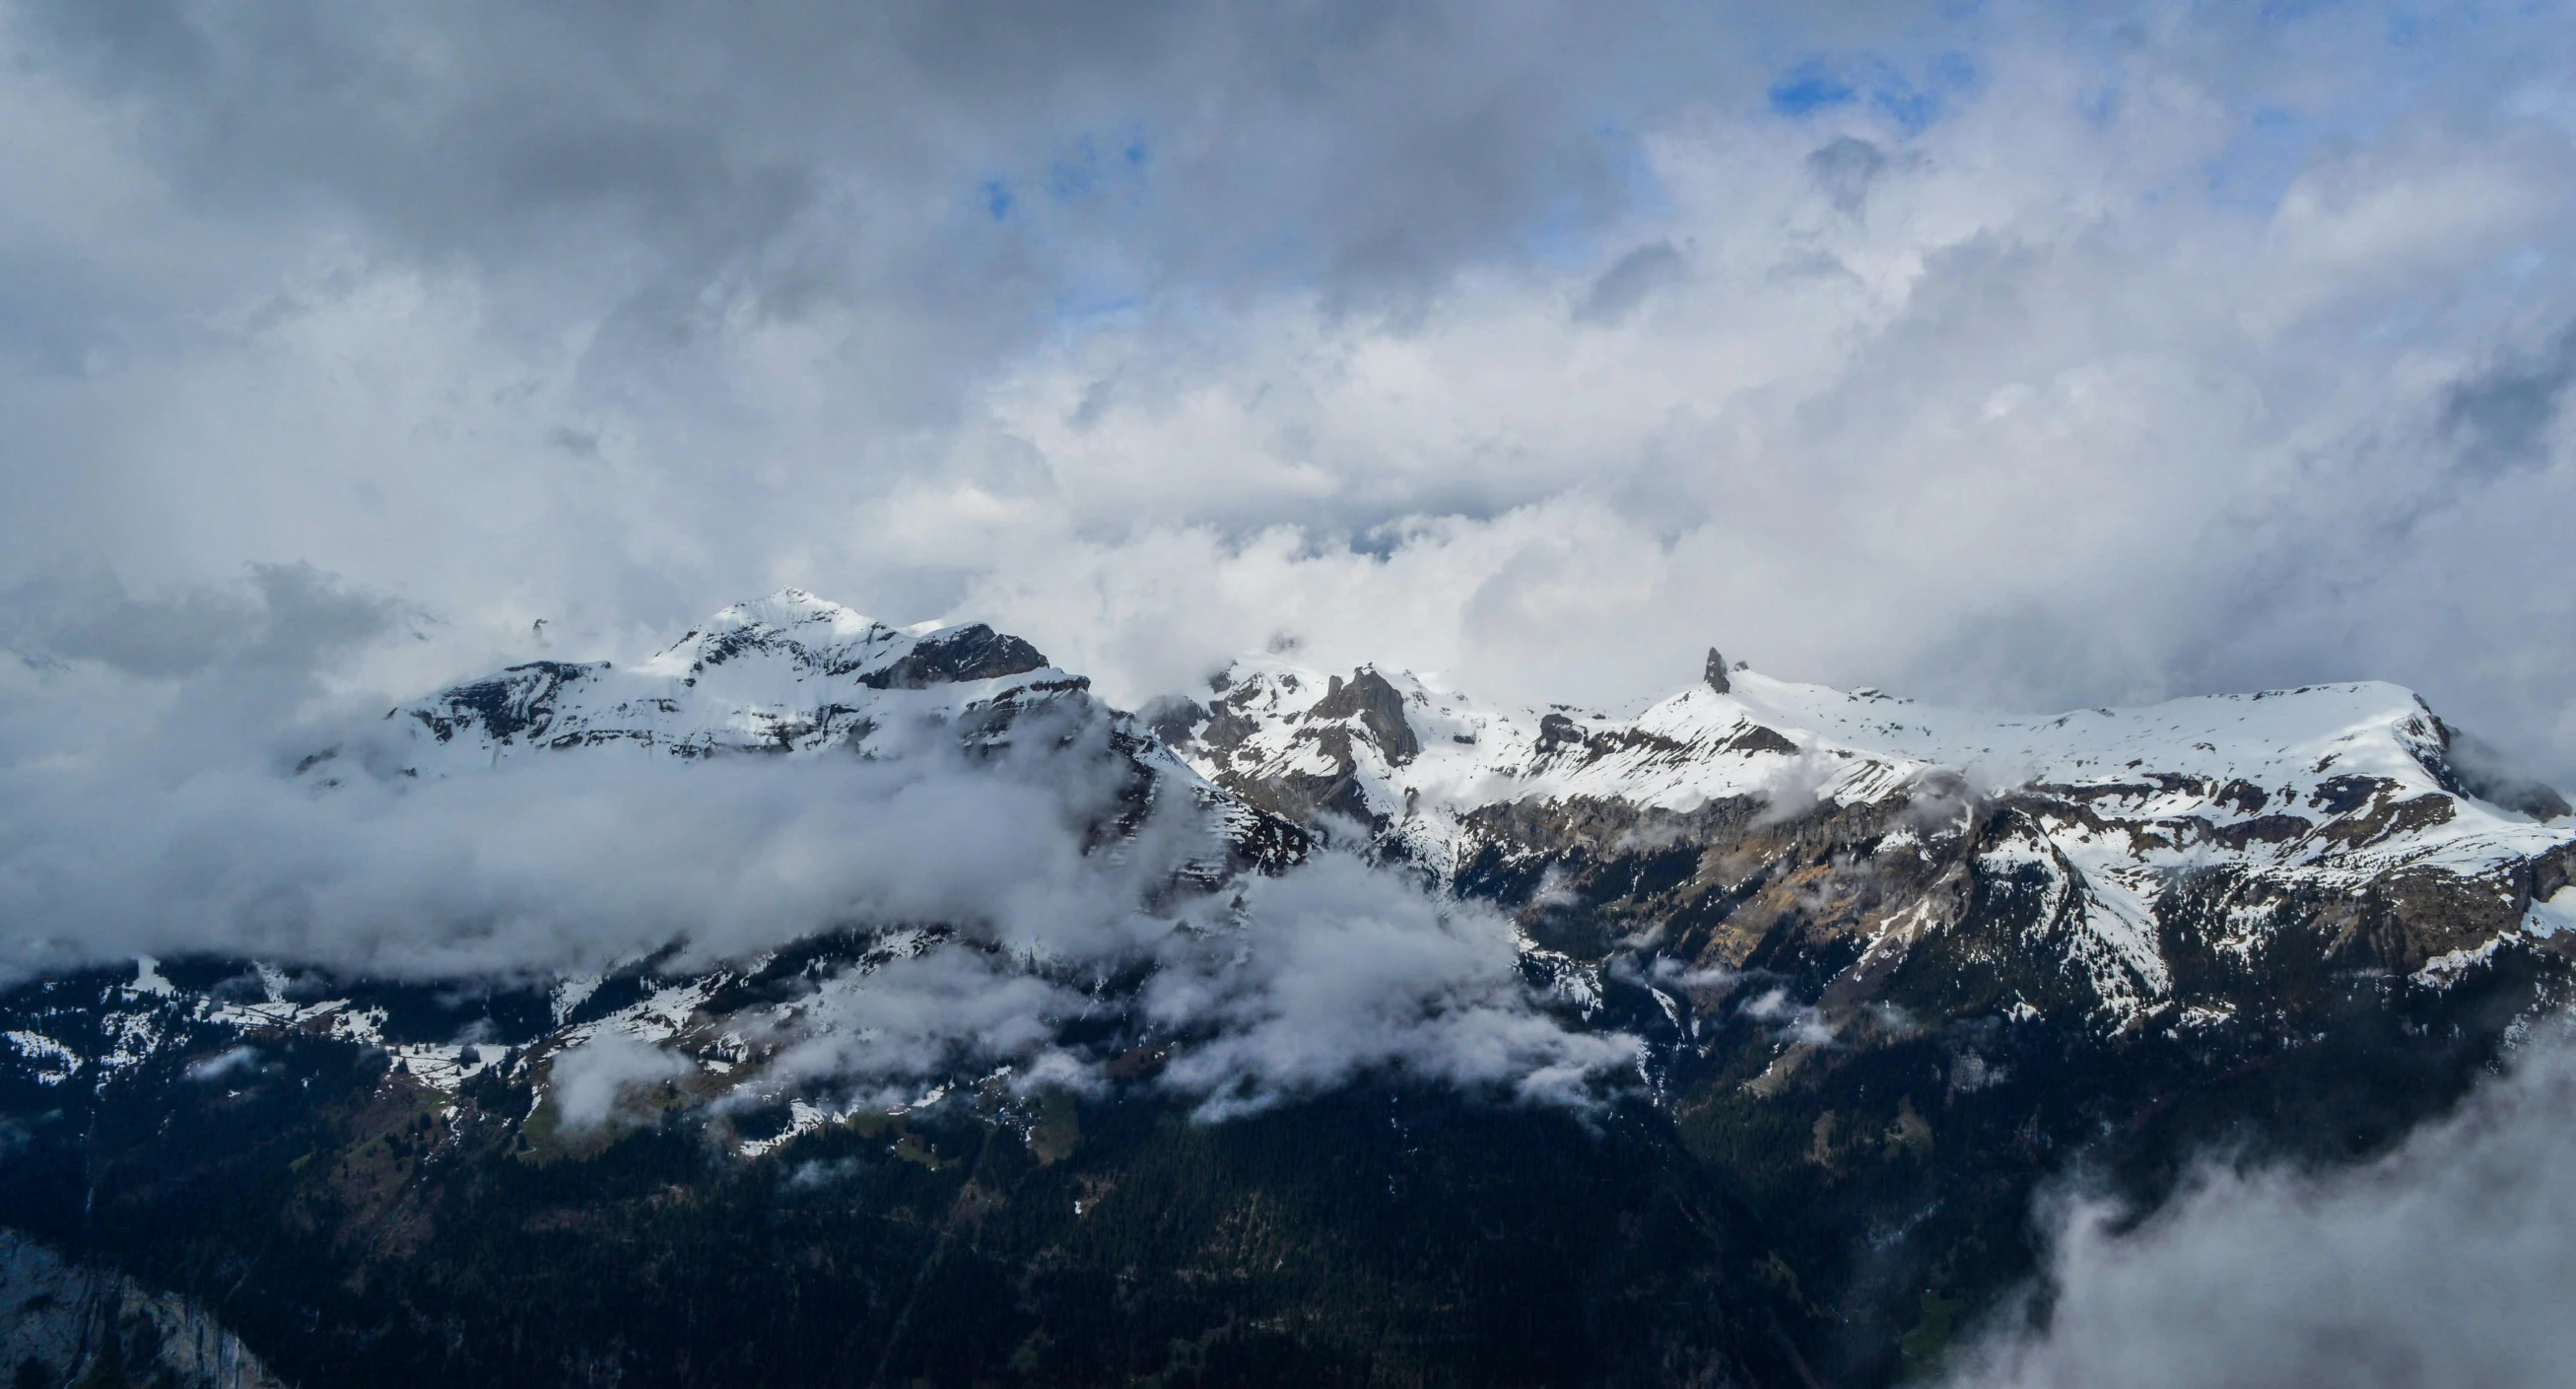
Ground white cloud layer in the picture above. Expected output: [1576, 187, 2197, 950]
[0, 568, 1629, 1116]
[1947, 1036, 2576, 1389]
[0, 1, 2568, 781]
[552, 1031, 693, 1131]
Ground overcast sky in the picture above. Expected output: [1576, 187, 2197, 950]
[4, 0, 2574, 775]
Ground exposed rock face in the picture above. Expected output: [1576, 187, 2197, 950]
[1165, 656, 2576, 1038]
[860, 623, 1050, 690]
[1154, 652, 2576, 1379]
[1308, 669, 1422, 764]
[1177, 663, 1434, 829]
[0, 1230, 282, 1389]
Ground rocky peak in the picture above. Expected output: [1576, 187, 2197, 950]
[1309, 667, 1421, 765]
[1704, 648, 1729, 695]
[859, 623, 1050, 690]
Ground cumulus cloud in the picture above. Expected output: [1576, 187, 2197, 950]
[1945, 1037, 2576, 1389]
[0, 0, 2569, 791]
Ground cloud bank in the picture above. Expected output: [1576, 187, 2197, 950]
[0, 569, 1629, 1117]
[1947, 1037, 2576, 1389]
[0, 1, 2570, 783]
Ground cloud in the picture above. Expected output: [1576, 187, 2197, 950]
[1575, 241, 1686, 324]
[0, 569, 1635, 1116]
[0, 632, 1160, 981]
[1945, 1036, 2576, 1389]
[4, 0, 2576, 1129]
[551, 1031, 693, 1130]
[5, 0, 2574, 796]
[755, 945, 1095, 1113]
[2440, 325, 2576, 482]
[1145, 855, 1641, 1118]
[183, 1045, 262, 1083]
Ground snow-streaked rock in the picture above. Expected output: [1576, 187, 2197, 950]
[1166, 653, 2575, 1025]
[347, 589, 1084, 773]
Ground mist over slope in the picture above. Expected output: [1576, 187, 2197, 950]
[1945, 1034, 2576, 1389]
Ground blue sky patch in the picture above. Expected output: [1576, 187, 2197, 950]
[1769, 51, 1977, 134]
[1769, 64, 1859, 117]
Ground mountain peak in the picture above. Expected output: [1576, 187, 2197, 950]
[711, 587, 876, 633]
[363, 594, 1073, 770]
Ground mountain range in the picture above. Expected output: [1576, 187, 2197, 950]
[5, 590, 2570, 1387]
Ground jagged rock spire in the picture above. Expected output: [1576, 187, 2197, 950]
[1704, 648, 1729, 695]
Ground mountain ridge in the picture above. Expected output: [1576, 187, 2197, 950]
[6, 588, 2574, 1387]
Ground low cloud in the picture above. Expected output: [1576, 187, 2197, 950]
[183, 1045, 262, 1083]
[720, 849, 1640, 1123]
[0, 570, 1636, 1119]
[1145, 856, 1642, 1118]
[0, 570, 1167, 981]
[1945, 1036, 2576, 1389]
[552, 1031, 693, 1130]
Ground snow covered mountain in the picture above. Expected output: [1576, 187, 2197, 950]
[299, 587, 1309, 877]
[23, 592, 2576, 1117]
[1159, 648, 2575, 1034]
[8, 592, 2576, 1387]
[320, 589, 1091, 770]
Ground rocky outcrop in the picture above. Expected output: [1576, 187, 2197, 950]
[0, 1230, 282, 1389]
[859, 623, 1050, 690]
[1308, 669, 1421, 764]
[1167, 655, 2576, 1040]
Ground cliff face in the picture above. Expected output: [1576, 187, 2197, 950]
[1169, 655, 2576, 1033]
[0, 1230, 284, 1389]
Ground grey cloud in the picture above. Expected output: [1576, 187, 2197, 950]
[1575, 241, 1686, 324]
[2440, 324, 2576, 481]
[1946, 1036, 2576, 1389]
[1, 562, 395, 681]
[1804, 135, 1890, 214]
[15, 0, 1745, 310]
[24, 0, 2567, 775]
